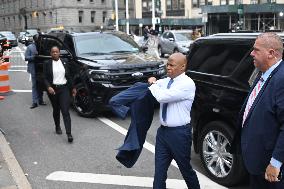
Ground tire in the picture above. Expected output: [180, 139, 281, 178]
[158, 46, 164, 58]
[73, 83, 96, 117]
[198, 121, 248, 186]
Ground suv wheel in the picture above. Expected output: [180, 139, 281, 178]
[198, 121, 247, 186]
[73, 83, 96, 117]
[158, 46, 164, 57]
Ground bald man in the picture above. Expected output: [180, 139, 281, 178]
[148, 53, 200, 189]
[239, 33, 284, 189]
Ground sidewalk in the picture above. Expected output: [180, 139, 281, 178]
[0, 132, 32, 189]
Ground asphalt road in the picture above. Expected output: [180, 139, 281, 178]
[0, 44, 249, 189]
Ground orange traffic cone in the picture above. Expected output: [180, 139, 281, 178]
[0, 61, 12, 95]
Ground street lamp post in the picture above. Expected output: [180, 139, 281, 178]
[126, 0, 129, 34]
[152, 0, 155, 30]
[115, 0, 119, 31]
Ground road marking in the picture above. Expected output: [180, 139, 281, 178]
[9, 70, 27, 72]
[98, 117, 227, 189]
[12, 90, 31, 92]
[46, 171, 188, 189]
[15, 46, 25, 60]
[11, 65, 27, 68]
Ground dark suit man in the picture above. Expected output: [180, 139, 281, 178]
[240, 33, 284, 189]
[43, 46, 76, 143]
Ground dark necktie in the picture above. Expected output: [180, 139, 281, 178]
[162, 79, 174, 122]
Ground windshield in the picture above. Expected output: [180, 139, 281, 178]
[175, 33, 192, 41]
[74, 33, 139, 56]
[26, 30, 38, 36]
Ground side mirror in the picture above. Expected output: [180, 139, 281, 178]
[169, 38, 174, 42]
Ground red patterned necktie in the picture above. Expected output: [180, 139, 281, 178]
[242, 77, 264, 125]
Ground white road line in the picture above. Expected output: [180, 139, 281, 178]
[46, 171, 189, 189]
[12, 90, 31, 92]
[11, 65, 27, 68]
[8, 69, 27, 72]
[15, 46, 25, 60]
[98, 117, 227, 189]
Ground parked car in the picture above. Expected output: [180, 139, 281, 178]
[17, 32, 26, 43]
[186, 32, 284, 186]
[158, 30, 193, 57]
[34, 31, 166, 117]
[0, 31, 18, 47]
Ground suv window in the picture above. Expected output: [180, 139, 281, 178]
[188, 40, 252, 77]
[162, 32, 168, 39]
[37, 37, 64, 56]
[74, 33, 139, 56]
[168, 32, 174, 39]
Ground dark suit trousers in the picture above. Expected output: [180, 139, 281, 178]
[250, 174, 284, 189]
[47, 85, 71, 134]
[154, 125, 200, 189]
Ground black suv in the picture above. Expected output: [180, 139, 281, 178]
[34, 31, 165, 117]
[187, 33, 284, 186]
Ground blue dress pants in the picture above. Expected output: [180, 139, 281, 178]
[154, 125, 200, 189]
[29, 63, 43, 104]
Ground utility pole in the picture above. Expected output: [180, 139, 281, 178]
[115, 0, 119, 31]
[152, 0, 155, 30]
[126, 0, 129, 34]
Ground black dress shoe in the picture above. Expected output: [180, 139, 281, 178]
[30, 103, 38, 109]
[39, 101, 47, 105]
[67, 134, 73, 143]
[55, 127, 62, 135]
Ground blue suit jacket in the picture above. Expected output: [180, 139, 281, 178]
[240, 61, 284, 175]
[109, 82, 157, 168]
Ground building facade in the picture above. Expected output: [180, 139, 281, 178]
[120, 0, 284, 35]
[0, 0, 135, 33]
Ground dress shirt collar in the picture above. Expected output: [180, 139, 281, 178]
[171, 72, 186, 82]
[261, 59, 282, 82]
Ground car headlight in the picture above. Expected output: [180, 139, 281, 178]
[88, 69, 110, 80]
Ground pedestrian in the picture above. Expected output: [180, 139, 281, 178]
[25, 35, 46, 109]
[143, 26, 150, 41]
[148, 53, 200, 189]
[239, 32, 284, 189]
[43, 46, 76, 143]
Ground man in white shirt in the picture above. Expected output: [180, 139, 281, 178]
[148, 53, 200, 189]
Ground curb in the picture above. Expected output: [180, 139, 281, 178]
[0, 133, 32, 189]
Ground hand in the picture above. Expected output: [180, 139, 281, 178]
[265, 164, 280, 182]
[72, 88, 77, 97]
[148, 77, 157, 85]
[47, 87, 55, 95]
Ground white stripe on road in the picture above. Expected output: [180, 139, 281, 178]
[46, 171, 188, 189]
[9, 69, 27, 72]
[98, 117, 227, 189]
[15, 46, 25, 60]
[11, 65, 27, 68]
[12, 90, 31, 92]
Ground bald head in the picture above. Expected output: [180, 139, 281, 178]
[166, 53, 187, 78]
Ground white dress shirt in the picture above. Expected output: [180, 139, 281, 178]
[52, 59, 67, 85]
[149, 73, 196, 127]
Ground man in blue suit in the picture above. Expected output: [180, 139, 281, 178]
[240, 33, 284, 189]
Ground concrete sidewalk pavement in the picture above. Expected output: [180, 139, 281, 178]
[0, 132, 32, 189]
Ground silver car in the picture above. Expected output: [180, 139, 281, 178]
[158, 30, 193, 57]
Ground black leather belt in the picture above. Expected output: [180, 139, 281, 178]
[161, 123, 190, 129]
[52, 84, 67, 88]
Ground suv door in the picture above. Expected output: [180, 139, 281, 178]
[187, 38, 256, 186]
[34, 35, 75, 92]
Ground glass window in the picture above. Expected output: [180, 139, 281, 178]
[166, 0, 171, 9]
[192, 0, 198, 7]
[74, 34, 139, 57]
[102, 11, 107, 23]
[78, 10, 83, 23]
[91, 11, 95, 23]
[220, 0, 228, 5]
[172, 0, 178, 10]
[175, 33, 192, 41]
